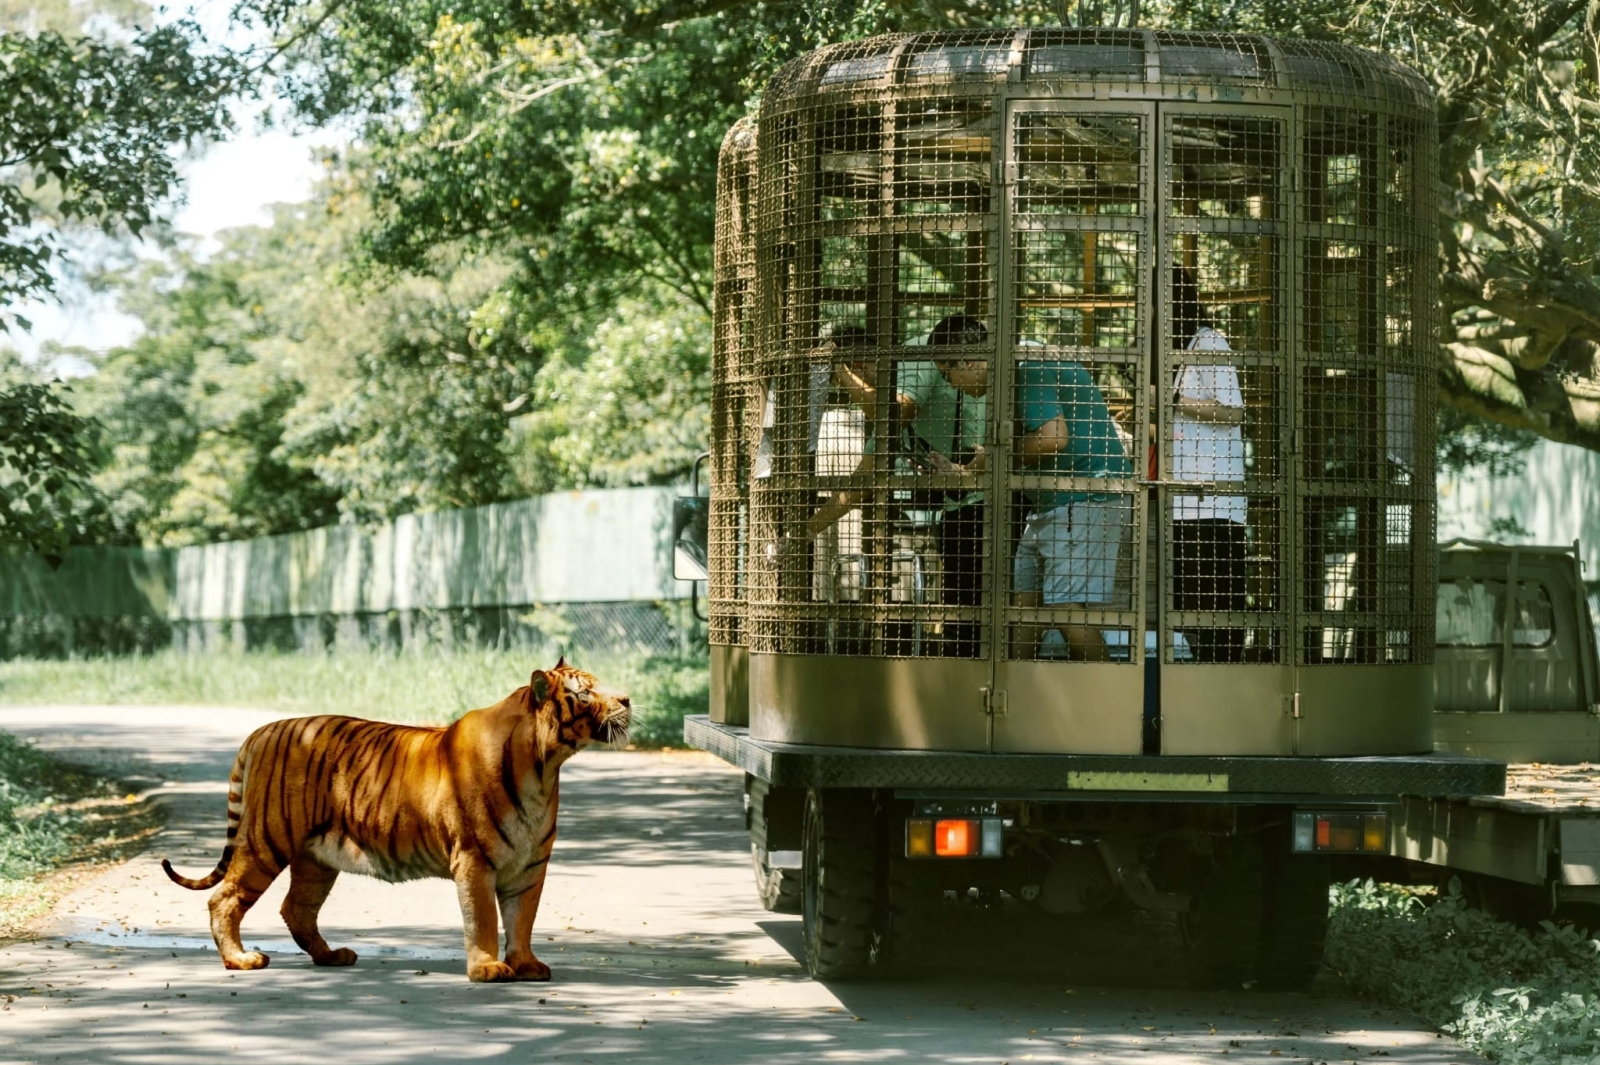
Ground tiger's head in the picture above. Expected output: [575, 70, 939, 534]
[528, 658, 631, 752]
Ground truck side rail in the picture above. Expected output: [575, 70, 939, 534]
[686, 716, 1506, 801]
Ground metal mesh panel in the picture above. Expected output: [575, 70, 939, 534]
[710, 120, 759, 649]
[721, 29, 1437, 673]
[1160, 109, 1287, 663]
[1298, 103, 1436, 665]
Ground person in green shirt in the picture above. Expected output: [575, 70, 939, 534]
[898, 316, 1134, 660]
[901, 315, 991, 655]
[1011, 360, 1134, 660]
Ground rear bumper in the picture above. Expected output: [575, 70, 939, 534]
[684, 715, 1505, 802]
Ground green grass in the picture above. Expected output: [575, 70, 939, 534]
[0, 729, 152, 934]
[1327, 878, 1600, 1064]
[0, 648, 710, 747]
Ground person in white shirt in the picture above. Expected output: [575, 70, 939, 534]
[1170, 268, 1247, 662]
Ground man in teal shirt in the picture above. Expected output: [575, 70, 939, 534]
[1011, 361, 1134, 660]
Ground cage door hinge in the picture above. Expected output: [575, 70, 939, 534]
[982, 686, 1008, 718]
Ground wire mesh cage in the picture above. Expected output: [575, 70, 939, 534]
[712, 29, 1437, 747]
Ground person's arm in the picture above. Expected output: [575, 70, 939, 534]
[833, 362, 917, 423]
[1015, 415, 1068, 465]
[1173, 337, 1245, 426]
[1173, 365, 1244, 426]
[1174, 395, 1245, 426]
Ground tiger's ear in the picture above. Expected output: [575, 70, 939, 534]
[554, 655, 567, 670]
[529, 671, 550, 708]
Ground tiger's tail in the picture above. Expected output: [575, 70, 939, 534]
[162, 743, 249, 890]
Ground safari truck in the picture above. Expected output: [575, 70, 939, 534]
[671, 29, 1509, 987]
[1375, 539, 1600, 921]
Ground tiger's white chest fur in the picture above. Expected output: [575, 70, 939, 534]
[495, 772, 560, 882]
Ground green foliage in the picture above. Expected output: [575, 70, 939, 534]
[0, 382, 99, 560]
[1438, 405, 1539, 479]
[76, 0, 1594, 550]
[0, 10, 237, 556]
[0, 729, 121, 880]
[516, 286, 711, 491]
[82, 196, 541, 540]
[0, 646, 708, 746]
[0, 23, 235, 314]
[1328, 879, 1600, 1064]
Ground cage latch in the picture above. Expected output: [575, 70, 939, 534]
[982, 686, 1008, 718]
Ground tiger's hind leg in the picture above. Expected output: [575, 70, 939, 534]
[282, 857, 356, 967]
[208, 856, 281, 971]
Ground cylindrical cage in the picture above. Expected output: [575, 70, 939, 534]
[710, 29, 1438, 757]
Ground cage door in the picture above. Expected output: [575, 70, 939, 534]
[990, 99, 1153, 756]
[1153, 103, 1295, 755]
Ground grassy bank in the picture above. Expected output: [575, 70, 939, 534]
[0, 731, 157, 935]
[1328, 879, 1600, 1064]
[0, 648, 708, 747]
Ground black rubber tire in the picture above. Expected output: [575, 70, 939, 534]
[753, 844, 802, 914]
[1256, 843, 1331, 991]
[1182, 833, 1266, 990]
[801, 787, 878, 980]
[879, 853, 942, 975]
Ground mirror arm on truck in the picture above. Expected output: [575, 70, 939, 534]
[675, 453, 711, 622]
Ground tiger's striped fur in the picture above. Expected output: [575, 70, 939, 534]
[161, 658, 630, 982]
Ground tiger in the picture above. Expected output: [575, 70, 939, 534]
[161, 658, 630, 983]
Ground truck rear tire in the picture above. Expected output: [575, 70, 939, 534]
[753, 845, 802, 914]
[1182, 833, 1265, 989]
[1184, 826, 1330, 991]
[879, 854, 941, 975]
[801, 787, 878, 980]
[1256, 846, 1330, 991]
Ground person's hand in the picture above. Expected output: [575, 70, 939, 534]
[764, 534, 807, 565]
[923, 450, 958, 475]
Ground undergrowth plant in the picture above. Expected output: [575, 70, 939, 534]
[0, 728, 146, 936]
[1328, 878, 1600, 1064]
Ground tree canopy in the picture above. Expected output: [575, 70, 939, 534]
[0, 2, 237, 553]
[23, 0, 1600, 548]
[241, 0, 1600, 449]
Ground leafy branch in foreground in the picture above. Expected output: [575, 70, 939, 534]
[0, 24, 237, 317]
[0, 382, 98, 561]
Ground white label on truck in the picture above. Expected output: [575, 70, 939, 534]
[1067, 771, 1229, 792]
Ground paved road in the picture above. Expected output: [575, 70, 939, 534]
[0, 705, 1478, 1064]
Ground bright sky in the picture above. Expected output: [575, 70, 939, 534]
[10, 114, 340, 365]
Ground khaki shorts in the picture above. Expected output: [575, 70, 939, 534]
[1013, 498, 1131, 606]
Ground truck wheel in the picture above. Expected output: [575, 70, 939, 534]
[1182, 834, 1265, 990]
[801, 787, 877, 980]
[879, 854, 941, 975]
[753, 844, 802, 914]
[1256, 846, 1330, 991]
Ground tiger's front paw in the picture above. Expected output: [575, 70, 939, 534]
[222, 950, 270, 971]
[507, 954, 551, 981]
[468, 960, 518, 983]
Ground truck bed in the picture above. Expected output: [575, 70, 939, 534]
[684, 716, 1505, 801]
[1470, 763, 1600, 816]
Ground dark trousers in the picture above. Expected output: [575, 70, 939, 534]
[1172, 518, 1247, 663]
[937, 501, 986, 657]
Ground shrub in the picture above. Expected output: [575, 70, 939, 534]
[1328, 878, 1600, 1064]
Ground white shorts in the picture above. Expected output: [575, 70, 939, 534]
[1013, 498, 1131, 606]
